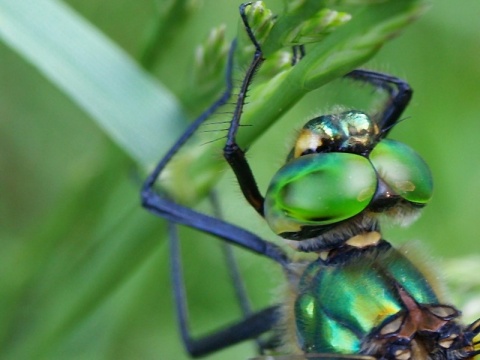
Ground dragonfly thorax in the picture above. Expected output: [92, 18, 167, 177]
[285, 240, 478, 360]
[291, 110, 380, 159]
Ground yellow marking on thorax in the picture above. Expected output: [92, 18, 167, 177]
[346, 231, 381, 248]
[293, 129, 322, 158]
[318, 251, 329, 261]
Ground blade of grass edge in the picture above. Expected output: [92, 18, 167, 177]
[0, 0, 186, 168]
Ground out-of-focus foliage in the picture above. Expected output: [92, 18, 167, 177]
[1, 0, 479, 359]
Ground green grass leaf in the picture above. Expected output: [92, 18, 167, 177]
[0, 0, 186, 168]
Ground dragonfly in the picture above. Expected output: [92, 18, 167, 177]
[141, 2, 480, 359]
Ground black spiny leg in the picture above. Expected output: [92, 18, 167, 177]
[346, 69, 412, 137]
[223, 5, 307, 217]
[169, 221, 280, 357]
[210, 191, 266, 354]
[141, 37, 288, 266]
[223, 3, 267, 217]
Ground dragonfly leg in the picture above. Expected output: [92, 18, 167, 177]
[223, 5, 309, 217]
[141, 38, 237, 195]
[346, 69, 412, 135]
[223, 3, 267, 216]
[141, 11, 289, 356]
[141, 34, 288, 265]
[142, 191, 288, 265]
[210, 191, 271, 354]
[168, 221, 280, 357]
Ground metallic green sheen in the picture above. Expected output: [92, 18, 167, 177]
[381, 249, 438, 304]
[296, 293, 361, 353]
[286, 110, 375, 162]
[295, 243, 440, 354]
[370, 139, 433, 204]
[302, 111, 378, 153]
[264, 153, 376, 235]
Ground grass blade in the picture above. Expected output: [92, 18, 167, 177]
[0, 0, 186, 167]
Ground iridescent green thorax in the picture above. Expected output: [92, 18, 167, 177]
[294, 241, 458, 357]
[264, 110, 433, 243]
[291, 110, 380, 160]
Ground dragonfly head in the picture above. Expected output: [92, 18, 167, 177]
[263, 111, 433, 250]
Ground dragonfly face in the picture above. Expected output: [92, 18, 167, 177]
[264, 110, 433, 244]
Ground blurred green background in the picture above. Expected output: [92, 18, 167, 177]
[1, 0, 479, 359]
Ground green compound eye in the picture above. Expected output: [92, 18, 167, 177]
[369, 139, 433, 204]
[264, 153, 377, 236]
